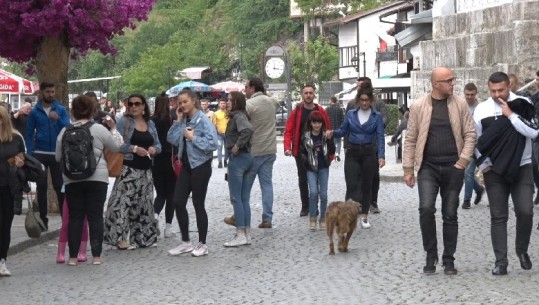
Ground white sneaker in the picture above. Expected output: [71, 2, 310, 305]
[164, 223, 175, 238]
[168, 241, 194, 256]
[191, 242, 208, 257]
[0, 259, 11, 276]
[224, 234, 247, 247]
[360, 217, 371, 229]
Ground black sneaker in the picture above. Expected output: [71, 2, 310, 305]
[335, 155, 341, 162]
[300, 208, 308, 217]
[443, 262, 457, 275]
[224, 160, 228, 167]
[423, 257, 438, 274]
[462, 200, 471, 209]
[474, 186, 485, 205]
[218, 162, 223, 168]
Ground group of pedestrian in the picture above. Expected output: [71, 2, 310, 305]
[404, 67, 539, 276]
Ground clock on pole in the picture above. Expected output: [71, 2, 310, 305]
[265, 57, 285, 79]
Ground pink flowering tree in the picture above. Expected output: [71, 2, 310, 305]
[0, 0, 156, 104]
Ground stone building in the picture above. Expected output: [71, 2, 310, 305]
[411, 0, 539, 100]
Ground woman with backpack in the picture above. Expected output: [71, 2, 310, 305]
[104, 94, 161, 250]
[55, 95, 122, 266]
[150, 93, 176, 238]
[300, 111, 335, 231]
[0, 106, 26, 275]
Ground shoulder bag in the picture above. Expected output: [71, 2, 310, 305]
[170, 115, 182, 176]
[104, 119, 129, 177]
[24, 191, 46, 238]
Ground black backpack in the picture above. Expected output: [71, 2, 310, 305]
[61, 121, 100, 180]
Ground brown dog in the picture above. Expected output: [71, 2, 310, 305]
[326, 200, 361, 255]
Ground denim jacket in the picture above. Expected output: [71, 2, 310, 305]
[333, 107, 385, 159]
[117, 116, 162, 160]
[167, 110, 218, 168]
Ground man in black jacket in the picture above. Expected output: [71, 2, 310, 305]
[474, 72, 539, 276]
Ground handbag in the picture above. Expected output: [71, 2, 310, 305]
[24, 192, 46, 238]
[105, 119, 129, 177]
[172, 153, 182, 177]
[170, 115, 182, 176]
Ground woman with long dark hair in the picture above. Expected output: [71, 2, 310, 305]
[223, 91, 254, 247]
[55, 96, 122, 265]
[167, 89, 218, 257]
[0, 106, 25, 275]
[151, 92, 176, 237]
[330, 87, 385, 229]
[104, 94, 162, 249]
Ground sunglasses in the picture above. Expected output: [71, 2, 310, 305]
[128, 102, 144, 107]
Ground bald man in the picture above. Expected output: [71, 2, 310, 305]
[403, 67, 476, 275]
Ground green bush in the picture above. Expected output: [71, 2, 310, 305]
[386, 104, 399, 135]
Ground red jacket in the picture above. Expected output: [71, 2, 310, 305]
[284, 103, 331, 157]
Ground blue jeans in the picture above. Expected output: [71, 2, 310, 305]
[484, 164, 534, 266]
[307, 168, 329, 219]
[244, 154, 276, 222]
[464, 158, 482, 201]
[217, 134, 229, 163]
[417, 163, 464, 264]
[227, 152, 254, 228]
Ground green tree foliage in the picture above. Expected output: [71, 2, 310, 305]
[295, 0, 394, 15]
[288, 36, 339, 89]
[71, 0, 301, 97]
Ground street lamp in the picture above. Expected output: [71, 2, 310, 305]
[167, 67, 174, 88]
[351, 52, 366, 77]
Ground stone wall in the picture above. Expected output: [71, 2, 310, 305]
[411, 0, 539, 100]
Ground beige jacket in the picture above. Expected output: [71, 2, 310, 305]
[403, 94, 477, 176]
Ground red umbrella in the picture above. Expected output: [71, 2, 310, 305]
[211, 81, 245, 93]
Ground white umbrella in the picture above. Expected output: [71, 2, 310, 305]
[211, 81, 245, 93]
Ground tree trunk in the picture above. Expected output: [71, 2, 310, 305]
[35, 33, 70, 214]
[35, 33, 70, 106]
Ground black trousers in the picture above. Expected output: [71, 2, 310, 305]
[152, 157, 176, 224]
[65, 181, 108, 258]
[173, 159, 212, 244]
[33, 153, 64, 224]
[484, 165, 534, 267]
[417, 163, 463, 264]
[294, 156, 309, 210]
[344, 144, 378, 214]
[0, 186, 14, 260]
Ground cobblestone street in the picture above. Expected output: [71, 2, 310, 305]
[2, 143, 539, 305]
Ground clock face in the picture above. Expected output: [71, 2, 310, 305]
[265, 57, 285, 79]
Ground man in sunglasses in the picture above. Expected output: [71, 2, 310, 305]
[403, 67, 476, 276]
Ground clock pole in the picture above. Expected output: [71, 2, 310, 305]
[265, 45, 292, 114]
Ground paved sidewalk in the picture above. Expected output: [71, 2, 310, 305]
[4, 136, 539, 305]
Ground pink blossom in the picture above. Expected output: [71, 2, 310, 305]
[0, 0, 156, 62]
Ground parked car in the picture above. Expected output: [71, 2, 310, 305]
[276, 105, 289, 135]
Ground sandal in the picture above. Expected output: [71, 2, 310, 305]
[67, 258, 78, 266]
[117, 241, 129, 250]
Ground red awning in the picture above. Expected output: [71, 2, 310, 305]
[0, 69, 37, 94]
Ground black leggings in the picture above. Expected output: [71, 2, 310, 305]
[344, 144, 378, 214]
[65, 181, 108, 258]
[152, 157, 176, 224]
[0, 186, 14, 260]
[173, 159, 212, 244]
